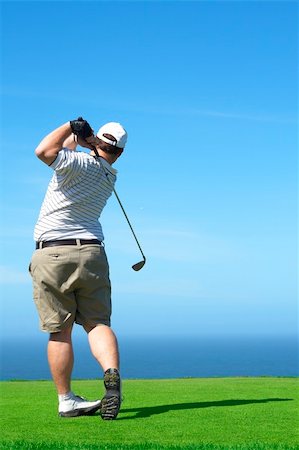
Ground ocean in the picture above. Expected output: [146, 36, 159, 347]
[0, 335, 298, 381]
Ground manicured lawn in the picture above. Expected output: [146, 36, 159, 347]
[0, 377, 298, 449]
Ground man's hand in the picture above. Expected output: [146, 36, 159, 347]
[76, 135, 99, 151]
[70, 117, 94, 140]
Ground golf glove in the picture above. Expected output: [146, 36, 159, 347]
[70, 117, 93, 139]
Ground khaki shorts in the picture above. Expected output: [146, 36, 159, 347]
[29, 244, 111, 333]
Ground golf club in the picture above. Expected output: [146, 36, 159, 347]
[111, 186, 146, 271]
[92, 144, 146, 271]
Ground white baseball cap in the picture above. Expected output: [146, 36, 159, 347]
[97, 122, 128, 149]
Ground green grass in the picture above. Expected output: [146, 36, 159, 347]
[0, 377, 298, 450]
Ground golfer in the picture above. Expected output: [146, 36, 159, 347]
[29, 117, 127, 420]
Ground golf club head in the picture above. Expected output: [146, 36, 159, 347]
[132, 259, 146, 271]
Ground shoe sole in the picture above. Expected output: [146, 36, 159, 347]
[101, 370, 121, 420]
[59, 403, 101, 418]
[100, 395, 121, 420]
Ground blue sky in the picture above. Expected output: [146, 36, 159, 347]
[0, 1, 297, 341]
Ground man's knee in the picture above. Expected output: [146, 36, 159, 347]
[83, 323, 101, 334]
[84, 323, 112, 335]
[49, 325, 73, 342]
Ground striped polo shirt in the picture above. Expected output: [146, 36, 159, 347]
[34, 148, 116, 242]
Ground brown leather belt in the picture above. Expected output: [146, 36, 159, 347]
[36, 239, 102, 249]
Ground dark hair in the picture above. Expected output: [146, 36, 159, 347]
[98, 133, 123, 155]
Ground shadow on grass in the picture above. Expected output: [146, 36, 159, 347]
[118, 398, 293, 420]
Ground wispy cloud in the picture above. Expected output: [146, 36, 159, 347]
[181, 107, 297, 124]
[2, 85, 296, 125]
[106, 225, 238, 264]
[113, 277, 203, 298]
[112, 101, 297, 124]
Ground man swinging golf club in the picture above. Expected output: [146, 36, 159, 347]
[29, 117, 128, 420]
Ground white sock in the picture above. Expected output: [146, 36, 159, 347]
[58, 391, 74, 403]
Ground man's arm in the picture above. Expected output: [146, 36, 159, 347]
[63, 134, 78, 151]
[35, 122, 73, 165]
[35, 120, 96, 165]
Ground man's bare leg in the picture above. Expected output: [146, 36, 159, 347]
[86, 324, 119, 371]
[48, 324, 101, 417]
[86, 324, 121, 420]
[48, 326, 73, 395]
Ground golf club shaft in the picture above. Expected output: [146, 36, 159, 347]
[112, 187, 146, 261]
[91, 144, 145, 263]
